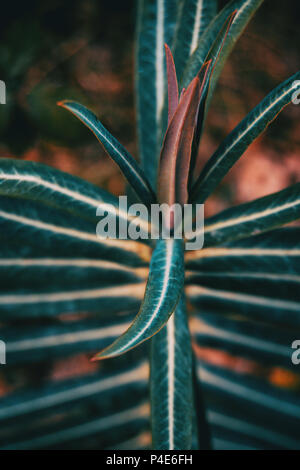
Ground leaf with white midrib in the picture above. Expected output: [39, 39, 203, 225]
[192, 72, 300, 203]
[150, 296, 193, 450]
[93, 238, 184, 360]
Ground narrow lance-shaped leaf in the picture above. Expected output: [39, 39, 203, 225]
[58, 101, 156, 207]
[188, 59, 213, 188]
[186, 229, 300, 327]
[150, 295, 193, 450]
[165, 43, 179, 124]
[186, 183, 300, 246]
[191, 311, 297, 370]
[0, 158, 149, 236]
[158, 77, 201, 208]
[93, 238, 184, 360]
[172, 0, 218, 81]
[192, 73, 300, 203]
[185, 12, 237, 187]
[182, 0, 264, 89]
[135, 0, 180, 187]
[1, 316, 134, 365]
[196, 363, 300, 450]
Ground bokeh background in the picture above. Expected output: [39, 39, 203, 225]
[0, 0, 299, 437]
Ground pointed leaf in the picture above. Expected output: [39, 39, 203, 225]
[192, 311, 297, 370]
[58, 101, 156, 207]
[158, 77, 201, 206]
[188, 183, 300, 246]
[192, 72, 300, 202]
[186, 229, 300, 326]
[135, 0, 180, 187]
[188, 59, 213, 187]
[172, 0, 217, 81]
[197, 363, 300, 450]
[182, 0, 264, 89]
[0, 158, 150, 236]
[93, 238, 184, 359]
[165, 43, 179, 123]
[150, 296, 193, 450]
[1, 316, 134, 364]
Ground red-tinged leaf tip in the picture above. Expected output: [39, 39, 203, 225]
[197, 59, 213, 85]
[175, 78, 202, 205]
[90, 354, 100, 362]
[210, 9, 238, 75]
[165, 43, 179, 124]
[179, 87, 186, 102]
[158, 77, 200, 207]
[57, 100, 68, 108]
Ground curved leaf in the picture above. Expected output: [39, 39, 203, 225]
[165, 43, 179, 123]
[0, 361, 149, 449]
[0, 158, 151, 236]
[135, 0, 180, 187]
[197, 363, 300, 449]
[0, 195, 151, 265]
[1, 316, 134, 364]
[58, 101, 156, 207]
[172, 0, 217, 81]
[93, 238, 184, 360]
[158, 77, 201, 206]
[150, 296, 193, 450]
[191, 312, 296, 370]
[182, 0, 264, 89]
[192, 73, 300, 202]
[187, 183, 300, 246]
[186, 229, 300, 326]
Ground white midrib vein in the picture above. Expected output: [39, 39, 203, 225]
[0, 362, 148, 419]
[156, 0, 164, 123]
[0, 257, 147, 278]
[117, 238, 174, 354]
[0, 209, 146, 255]
[190, 0, 203, 55]
[198, 366, 300, 418]
[204, 197, 300, 234]
[187, 284, 300, 311]
[185, 247, 300, 262]
[192, 317, 289, 357]
[0, 172, 149, 233]
[200, 81, 298, 188]
[7, 321, 131, 352]
[167, 314, 175, 449]
[0, 283, 145, 305]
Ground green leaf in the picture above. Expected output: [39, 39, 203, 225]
[0, 253, 147, 292]
[192, 73, 300, 202]
[182, 0, 264, 90]
[0, 195, 150, 318]
[0, 361, 149, 449]
[135, 0, 180, 187]
[173, 0, 217, 81]
[93, 238, 184, 359]
[0, 158, 151, 237]
[189, 183, 300, 247]
[58, 101, 156, 207]
[186, 229, 300, 326]
[1, 316, 136, 364]
[192, 311, 295, 370]
[197, 363, 300, 449]
[0, 194, 151, 265]
[150, 295, 193, 450]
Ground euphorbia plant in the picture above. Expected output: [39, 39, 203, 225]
[0, 0, 300, 450]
